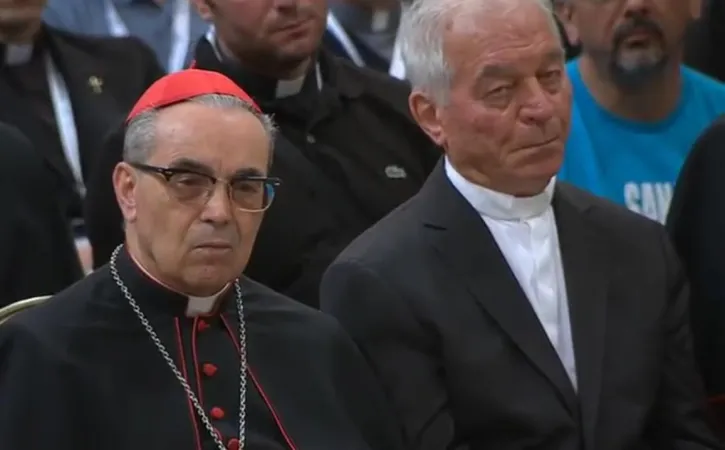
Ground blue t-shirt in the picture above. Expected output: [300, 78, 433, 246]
[559, 61, 725, 223]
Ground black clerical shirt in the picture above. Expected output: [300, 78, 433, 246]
[0, 247, 404, 450]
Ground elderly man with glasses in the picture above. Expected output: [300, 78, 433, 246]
[0, 69, 404, 450]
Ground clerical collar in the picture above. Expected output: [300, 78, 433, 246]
[201, 27, 321, 101]
[445, 157, 555, 221]
[1, 29, 47, 67]
[114, 245, 234, 318]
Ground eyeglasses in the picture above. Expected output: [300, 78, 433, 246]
[130, 163, 281, 212]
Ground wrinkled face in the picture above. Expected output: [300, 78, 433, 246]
[568, 0, 698, 86]
[410, 2, 571, 196]
[194, 0, 327, 72]
[114, 103, 272, 296]
[0, 0, 46, 40]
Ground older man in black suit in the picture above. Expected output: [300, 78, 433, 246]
[320, 0, 722, 448]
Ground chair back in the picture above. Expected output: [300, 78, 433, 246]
[0, 295, 52, 325]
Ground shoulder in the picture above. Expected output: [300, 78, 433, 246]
[2, 271, 108, 340]
[557, 182, 666, 245]
[328, 53, 415, 121]
[329, 195, 425, 272]
[682, 66, 725, 106]
[49, 26, 156, 63]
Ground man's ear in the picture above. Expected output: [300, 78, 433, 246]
[113, 162, 139, 223]
[554, 1, 580, 46]
[408, 90, 447, 148]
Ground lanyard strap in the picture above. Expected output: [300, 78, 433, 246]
[45, 53, 85, 197]
[105, 0, 191, 72]
[388, 32, 405, 80]
[325, 11, 406, 79]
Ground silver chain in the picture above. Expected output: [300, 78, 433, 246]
[109, 245, 247, 450]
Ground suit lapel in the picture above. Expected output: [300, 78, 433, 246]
[421, 164, 577, 413]
[554, 185, 609, 450]
[0, 74, 76, 187]
[47, 31, 120, 180]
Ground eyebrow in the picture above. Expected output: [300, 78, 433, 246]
[167, 158, 214, 174]
[167, 158, 265, 178]
[477, 48, 566, 80]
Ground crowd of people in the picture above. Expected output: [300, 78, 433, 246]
[2, 0, 725, 448]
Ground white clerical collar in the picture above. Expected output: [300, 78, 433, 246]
[3, 42, 34, 66]
[445, 157, 555, 221]
[204, 27, 320, 98]
[129, 249, 230, 317]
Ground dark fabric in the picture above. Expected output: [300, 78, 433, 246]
[0, 25, 164, 227]
[322, 29, 391, 73]
[0, 122, 83, 306]
[0, 246, 405, 450]
[685, 0, 725, 82]
[84, 38, 441, 307]
[667, 115, 725, 432]
[320, 163, 722, 449]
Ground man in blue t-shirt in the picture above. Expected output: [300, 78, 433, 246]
[556, 0, 725, 223]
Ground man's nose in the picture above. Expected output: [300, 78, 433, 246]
[519, 80, 556, 126]
[200, 184, 233, 224]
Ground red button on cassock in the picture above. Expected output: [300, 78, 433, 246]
[202, 363, 218, 377]
[227, 438, 240, 450]
[210, 407, 225, 420]
[197, 320, 210, 332]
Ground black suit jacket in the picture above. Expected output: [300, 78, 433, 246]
[0, 123, 83, 306]
[667, 115, 725, 428]
[0, 26, 164, 227]
[320, 163, 722, 449]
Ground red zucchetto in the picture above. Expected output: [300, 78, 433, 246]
[126, 68, 261, 122]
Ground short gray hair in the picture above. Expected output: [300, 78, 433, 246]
[400, 0, 562, 104]
[123, 93, 277, 164]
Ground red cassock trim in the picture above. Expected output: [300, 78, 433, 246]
[175, 318, 204, 450]
[220, 315, 299, 450]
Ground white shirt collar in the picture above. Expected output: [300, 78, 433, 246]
[444, 157, 555, 221]
[3, 43, 34, 66]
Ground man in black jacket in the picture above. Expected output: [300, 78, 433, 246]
[85, 0, 441, 307]
[0, 122, 83, 306]
[0, 0, 164, 271]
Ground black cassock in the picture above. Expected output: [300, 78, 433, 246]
[0, 248, 404, 450]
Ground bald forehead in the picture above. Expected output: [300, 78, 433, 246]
[151, 103, 270, 173]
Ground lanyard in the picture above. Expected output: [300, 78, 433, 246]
[105, 0, 191, 72]
[45, 53, 85, 197]
[325, 11, 406, 80]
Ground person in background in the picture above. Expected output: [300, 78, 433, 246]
[684, 0, 725, 82]
[85, 0, 441, 307]
[0, 122, 83, 307]
[43, 0, 208, 73]
[319, 0, 723, 447]
[324, 0, 408, 79]
[667, 115, 725, 432]
[556, 0, 725, 224]
[0, 0, 164, 272]
[0, 69, 405, 450]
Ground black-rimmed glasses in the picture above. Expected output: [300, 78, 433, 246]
[130, 163, 281, 212]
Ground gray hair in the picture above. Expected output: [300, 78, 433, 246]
[123, 93, 277, 164]
[400, 0, 562, 104]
